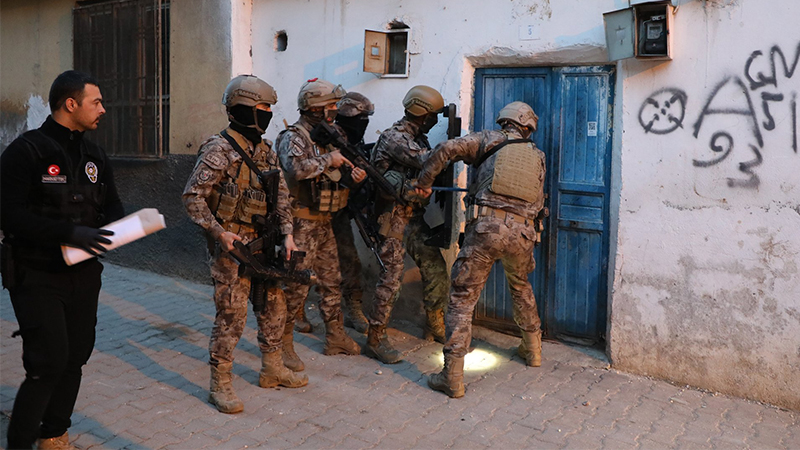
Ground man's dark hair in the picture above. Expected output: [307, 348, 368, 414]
[48, 70, 99, 111]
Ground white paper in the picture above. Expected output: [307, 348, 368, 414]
[62, 209, 166, 265]
[587, 121, 598, 137]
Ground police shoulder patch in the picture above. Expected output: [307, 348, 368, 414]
[202, 149, 228, 170]
[289, 139, 306, 157]
[197, 168, 214, 183]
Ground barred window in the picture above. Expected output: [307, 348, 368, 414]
[73, 0, 170, 158]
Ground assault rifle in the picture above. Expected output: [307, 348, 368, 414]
[227, 169, 316, 285]
[348, 202, 386, 272]
[218, 135, 318, 295]
[309, 122, 407, 206]
[308, 124, 391, 271]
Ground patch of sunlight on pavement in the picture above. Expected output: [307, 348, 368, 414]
[436, 348, 499, 371]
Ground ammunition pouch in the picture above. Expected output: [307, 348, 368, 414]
[317, 182, 349, 213]
[238, 189, 267, 223]
[293, 177, 348, 214]
[377, 212, 392, 238]
[215, 182, 239, 222]
[1, 241, 16, 290]
[213, 164, 269, 226]
[376, 210, 405, 240]
[380, 170, 406, 200]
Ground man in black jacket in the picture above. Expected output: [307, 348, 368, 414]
[1, 70, 124, 449]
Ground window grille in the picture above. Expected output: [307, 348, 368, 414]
[73, 0, 170, 158]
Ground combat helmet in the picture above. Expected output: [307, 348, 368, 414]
[336, 92, 375, 118]
[222, 75, 277, 108]
[496, 101, 538, 132]
[297, 78, 346, 111]
[402, 85, 444, 117]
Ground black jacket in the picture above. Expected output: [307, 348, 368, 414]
[1, 116, 124, 271]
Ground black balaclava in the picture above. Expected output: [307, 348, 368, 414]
[335, 114, 370, 144]
[229, 104, 273, 144]
[420, 113, 439, 134]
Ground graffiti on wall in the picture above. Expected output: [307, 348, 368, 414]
[638, 88, 688, 134]
[639, 42, 799, 188]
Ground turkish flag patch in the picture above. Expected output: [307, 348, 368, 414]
[47, 164, 60, 176]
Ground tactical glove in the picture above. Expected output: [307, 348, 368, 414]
[68, 226, 114, 257]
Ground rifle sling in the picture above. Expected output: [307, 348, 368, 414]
[221, 130, 264, 182]
[474, 138, 533, 168]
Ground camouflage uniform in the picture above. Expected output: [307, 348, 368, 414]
[276, 116, 357, 345]
[183, 129, 294, 366]
[369, 118, 449, 330]
[416, 127, 546, 359]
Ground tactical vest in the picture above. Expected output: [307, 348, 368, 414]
[20, 130, 108, 228]
[206, 130, 271, 228]
[280, 125, 349, 213]
[472, 133, 545, 204]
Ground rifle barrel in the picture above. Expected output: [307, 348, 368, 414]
[430, 186, 468, 192]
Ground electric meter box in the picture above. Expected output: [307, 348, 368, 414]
[604, 1, 674, 61]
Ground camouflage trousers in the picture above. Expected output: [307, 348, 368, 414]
[369, 207, 449, 327]
[443, 215, 542, 359]
[209, 249, 287, 367]
[331, 210, 363, 304]
[284, 217, 344, 324]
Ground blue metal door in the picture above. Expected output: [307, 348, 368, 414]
[472, 66, 615, 344]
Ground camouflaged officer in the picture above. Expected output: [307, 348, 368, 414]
[413, 101, 546, 398]
[182, 75, 308, 414]
[365, 85, 450, 364]
[333, 92, 375, 333]
[292, 91, 376, 334]
[276, 79, 366, 366]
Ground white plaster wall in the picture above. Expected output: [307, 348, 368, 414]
[251, 0, 617, 142]
[612, 0, 800, 410]
[247, 0, 799, 409]
[231, 0, 253, 77]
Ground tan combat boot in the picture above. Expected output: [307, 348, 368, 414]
[282, 321, 305, 372]
[35, 431, 75, 450]
[323, 316, 361, 355]
[209, 363, 244, 414]
[423, 308, 445, 343]
[259, 351, 309, 388]
[517, 330, 542, 367]
[365, 325, 403, 364]
[343, 293, 369, 334]
[428, 354, 465, 398]
[294, 306, 313, 333]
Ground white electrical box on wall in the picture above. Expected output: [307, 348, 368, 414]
[363, 29, 410, 77]
[604, 1, 674, 61]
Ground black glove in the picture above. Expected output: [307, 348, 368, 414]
[68, 226, 114, 257]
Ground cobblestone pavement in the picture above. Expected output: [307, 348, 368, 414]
[1, 264, 797, 449]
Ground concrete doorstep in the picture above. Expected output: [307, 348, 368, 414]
[1, 264, 796, 449]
